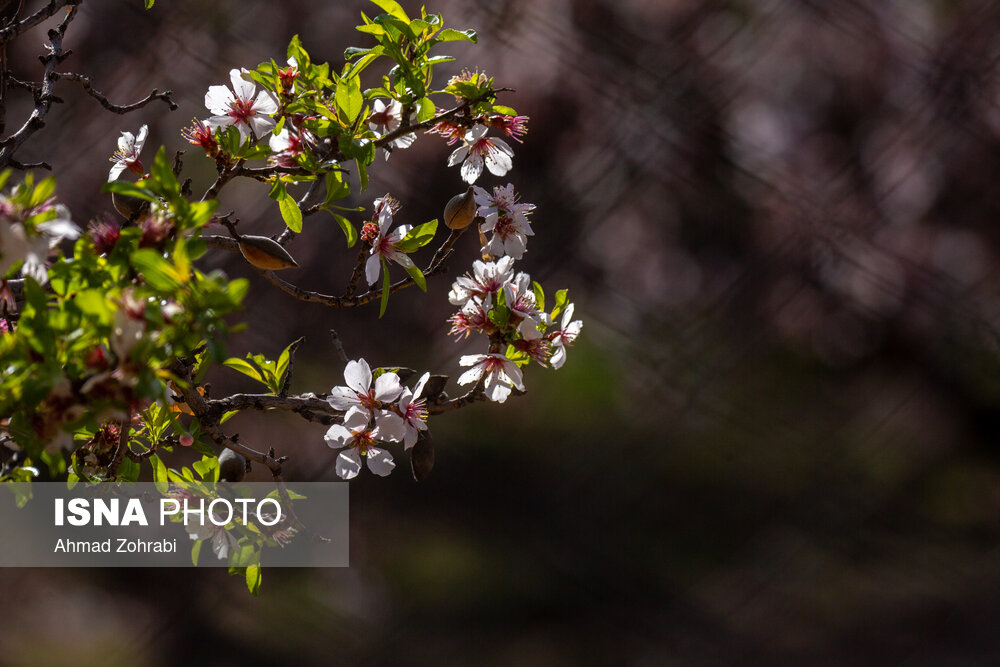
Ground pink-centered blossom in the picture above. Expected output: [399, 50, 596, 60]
[364, 194, 415, 285]
[474, 184, 535, 260]
[503, 272, 547, 328]
[326, 358, 406, 437]
[448, 256, 515, 306]
[549, 303, 583, 369]
[397, 372, 430, 449]
[458, 353, 525, 403]
[108, 124, 147, 182]
[204, 69, 278, 141]
[324, 407, 397, 479]
[447, 125, 514, 184]
[448, 297, 492, 339]
[368, 99, 416, 159]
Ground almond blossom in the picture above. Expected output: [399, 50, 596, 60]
[458, 353, 525, 403]
[108, 124, 147, 182]
[204, 68, 278, 141]
[324, 407, 396, 479]
[503, 272, 547, 328]
[549, 303, 583, 369]
[368, 99, 416, 159]
[447, 125, 514, 184]
[474, 184, 535, 259]
[362, 194, 415, 285]
[397, 372, 430, 449]
[327, 358, 406, 437]
[448, 297, 492, 339]
[447, 256, 515, 306]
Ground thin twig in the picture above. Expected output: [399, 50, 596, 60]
[53, 72, 176, 113]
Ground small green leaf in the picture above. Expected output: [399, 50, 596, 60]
[151, 455, 168, 493]
[532, 281, 545, 312]
[332, 213, 358, 248]
[435, 28, 477, 43]
[223, 358, 264, 384]
[335, 74, 363, 122]
[191, 540, 202, 566]
[404, 263, 426, 292]
[268, 180, 303, 233]
[395, 218, 437, 252]
[379, 258, 391, 318]
[369, 0, 409, 22]
[246, 564, 262, 596]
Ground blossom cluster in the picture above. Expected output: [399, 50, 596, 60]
[324, 359, 428, 479]
[448, 184, 582, 400]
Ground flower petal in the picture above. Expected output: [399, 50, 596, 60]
[324, 424, 352, 449]
[461, 154, 484, 184]
[365, 447, 395, 477]
[365, 253, 381, 285]
[344, 358, 372, 393]
[374, 410, 405, 442]
[204, 86, 234, 114]
[336, 448, 362, 480]
[373, 372, 402, 402]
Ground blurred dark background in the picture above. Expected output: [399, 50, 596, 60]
[3, 0, 1000, 664]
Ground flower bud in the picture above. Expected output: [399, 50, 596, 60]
[237, 235, 299, 271]
[112, 192, 151, 222]
[179, 434, 194, 447]
[443, 186, 477, 230]
[218, 448, 247, 482]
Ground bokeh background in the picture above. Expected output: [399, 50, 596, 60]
[3, 0, 1000, 664]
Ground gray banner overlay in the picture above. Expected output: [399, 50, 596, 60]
[0, 482, 348, 567]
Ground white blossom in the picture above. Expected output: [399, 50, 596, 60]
[549, 303, 583, 369]
[364, 195, 414, 285]
[448, 256, 515, 306]
[327, 358, 406, 437]
[204, 69, 278, 141]
[397, 372, 430, 449]
[447, 125, 514, 184]
[324, 407, 398, 479]
[108, 124, 148, 182]
[368, 99, 417, 159]
[458, 353, 525, 403]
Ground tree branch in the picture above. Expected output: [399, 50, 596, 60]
[53, 71, 177, 113]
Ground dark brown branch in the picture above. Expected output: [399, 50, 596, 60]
[253, 225, 467, 308]
[0, 0, 75, 45]
[53, 71, 176, 113]
[0, 3, 77, 167]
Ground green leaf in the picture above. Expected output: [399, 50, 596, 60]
[332, 213, 358, 248]
[395, 218, 437, 252]
[435, 28, 477, 43]
[144, 0, 154, 8]
[324, 170, 350, 204]
[369, 0, 409, 23]
[191, 540, 202, 566]
[131, 249, 180, 291]
[151, 455, 168, 493]
[245, 564, 262, 596]
[404, 263, 426, 292]
[223, 358, 264, 384]
[532, 281, 545, 312]
[150, 147, 179, 199]
[414, 96, 436, 122]
[102, 181, 158, 202]
[379, 259, 391, 318]
[268, 180, 303, 233]
[117, 457, 140, 482]
[193, 455, 219, 482]
[491, 105, 517, 116]
[550, 289, 569, 321]
[335, 74, 364, 123]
